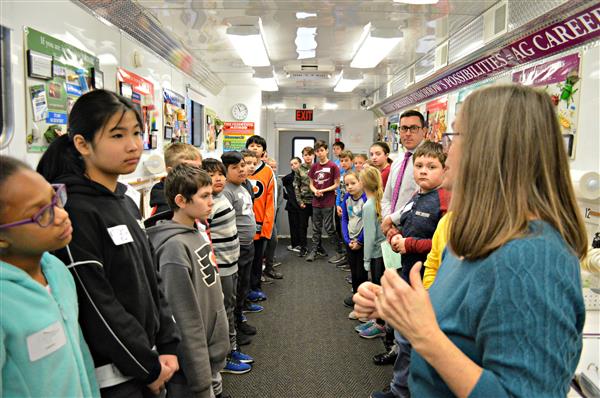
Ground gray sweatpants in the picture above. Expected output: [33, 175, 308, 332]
[220, 272, 238, 351]
[311, 206, 343, 253]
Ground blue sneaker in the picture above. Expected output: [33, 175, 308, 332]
[242, 303, 264, 313]
[240, 314, 248, 323]
[355, 320, 375, 333]
[222, 359, 251, 374]
[247, 290, 267, 302]
[231, 350, 254, 364]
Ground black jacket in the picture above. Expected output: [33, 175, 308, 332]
[282, 171, 301, 212]
[53, 174, 180, 385]
[149, 179, 170, 215]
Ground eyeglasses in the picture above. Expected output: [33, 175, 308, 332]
[441, 132, 460, 151]
[0, 184, 67, 229]
[399, 125, 423, 134]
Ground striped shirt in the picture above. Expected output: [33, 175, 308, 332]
[207, 193, 239, 277]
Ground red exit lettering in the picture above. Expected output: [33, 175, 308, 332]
[296, 109, 313, 121]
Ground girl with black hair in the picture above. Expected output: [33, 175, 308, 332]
[37, 89, 180, 398]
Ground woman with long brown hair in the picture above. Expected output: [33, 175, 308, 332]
[355, 85, 587, 398]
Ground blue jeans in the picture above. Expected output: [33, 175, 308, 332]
[390, 330, 411, 398]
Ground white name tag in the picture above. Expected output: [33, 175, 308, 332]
[321, 167, 331, 173]
[415, 211, 430, 218]
[27, 321, 67, 362]
[107, 225, 134, 246]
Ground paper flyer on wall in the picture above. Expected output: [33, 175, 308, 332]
[512, 52, 581, 158]
[425, 97, 448, 142]
[223, 122, 255, 152]
[30, 85, 48, 122]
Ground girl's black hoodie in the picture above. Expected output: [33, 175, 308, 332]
[52, 174, 180, 386]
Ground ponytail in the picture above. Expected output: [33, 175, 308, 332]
[359, 166, 384, 221]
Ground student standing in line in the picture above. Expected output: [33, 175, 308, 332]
[149, 143, 202, 215]
[294, 147, 315, 257]
[0, 156, 100, 397]
[203, 158, 254, 375]
[283, 157, 303, 252]
[147, 165, 231, 398]
[356, 85, 587, 398]
[244, 136, 276, 296]
[340, 171, 368, 308]
[37, 89, 180, 398]
[353, 154, 368, 172]
[332, 141, 345, 168]
[263, 157, 284, 279]
[221, 151, 259, 345]
[306, 140, 343, 262]
[333, 150, 355, 267]
[370, 142, 392, 188]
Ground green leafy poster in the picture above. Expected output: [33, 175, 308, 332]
[25, 27, 99, 152]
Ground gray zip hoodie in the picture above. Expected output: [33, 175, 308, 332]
[147, 220, 228, 398]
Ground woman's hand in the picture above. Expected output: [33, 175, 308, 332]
[375, 262, 440, 349]
[353, 282, 382, 319]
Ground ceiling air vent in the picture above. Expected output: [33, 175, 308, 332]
[484, 1, 508, 43]
[434, 41, 448, 71]
[406, 65, 416, 87]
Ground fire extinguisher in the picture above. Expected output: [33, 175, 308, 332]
[335, 125, 341, 142]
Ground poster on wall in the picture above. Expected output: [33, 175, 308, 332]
[222, 122, 255, 152]
[163, 89, 188, 144]
[205, 108, 217, 151]
[512, 53, 581, 158]
[387, 113, 399, 151]
[425, 97, 448, 142]
[117, 68, 156, 150]
[24, 27, 99, 152]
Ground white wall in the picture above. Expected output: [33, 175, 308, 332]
[0, 0, 223, 181]
[263, 108, 376, 161]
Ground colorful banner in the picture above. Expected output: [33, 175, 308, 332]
[117, 68, 156, 150]
[425, 97, 448, 142]
[381, 3, 600, 114]
[223, 122, 255, 152]
[513, 53, 581, 158]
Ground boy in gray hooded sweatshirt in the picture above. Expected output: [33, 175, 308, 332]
[147, 165, 229, 398]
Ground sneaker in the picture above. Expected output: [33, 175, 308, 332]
[370, 387, 395, 398]
[316, 247, 328, 258]
[348, 310, 359, 320]
[298, 247, 308, 257]
[264, 269, 283, 279]
[247, 290, 267, 302]
[286, 245, 295, 251]
[272, 261, 282, 268]
[340, 264, 351, 272]
[343, 295, 354, 308]
[336, 261, 348, 269]
[231, 350, 254, 364]
[222, 358, 252, 374]
[239, 314, 248, 323]
[373, 348, 398, 366]
[237, 321, 257, 335]
[305, 251, 316, 262]
[328, 252, 346, 264]
[292, 246, 302, 253]
[236, 332, 252, 346]
[260, 275, 274, 284]
[359, 323, 386, 339]
[242, 303, 264, 313]
[355, 320, 375, 333]
[345, 275, 352, 284]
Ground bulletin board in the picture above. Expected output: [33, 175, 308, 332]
[163, 88, 188, 144]
[222, 122, 254, 152]
[512, 52, 581, 158]
[117, 68, 156, 150]
[425, 97, 448, 143]
[24, 27, 99, 152]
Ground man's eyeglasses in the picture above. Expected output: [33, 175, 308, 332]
[399, 125, 423, 134]
[0, 184, 67, 229]
[441, 132, 460, 152]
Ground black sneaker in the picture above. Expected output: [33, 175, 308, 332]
[237, 321, 257, 335]
[373, 348, 398, 366]
[236, 331, 252, 346]
[305, 251, 316, 262]
[344, 295, 354, 308]
[264, 269, 283, 279]
[316, 247, 328, 258]
[298, 247, 308, 257]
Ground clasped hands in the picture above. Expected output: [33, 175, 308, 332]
[147, 354, 179, 395]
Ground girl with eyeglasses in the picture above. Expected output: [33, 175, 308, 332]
[0, 156, 100, 397]
[37, 89, 180, 398]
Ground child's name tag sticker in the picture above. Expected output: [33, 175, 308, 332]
[27, 321, 67, 362]
[107, 225, 134, 246]
[321, 167, 331, 173]
[415, 211, 430, 218]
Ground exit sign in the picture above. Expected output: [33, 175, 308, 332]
[296, 109, 313, 121]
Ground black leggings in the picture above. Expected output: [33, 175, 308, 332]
[347, 244, 368, 293]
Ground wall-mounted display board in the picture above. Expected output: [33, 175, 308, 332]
[205, 107, 217, 151]
[190, 100, 204, 148]
[163, 88, 188, 144]
[117, 68, 156, 150]
[425, 97, 448, 142]
[387, 114, 399, 151]
[25, 27, 99, 152]
[512, 53, 581, 158]
[222, 122, 254, 152]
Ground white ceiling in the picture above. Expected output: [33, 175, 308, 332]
[134, 0, 499, 100]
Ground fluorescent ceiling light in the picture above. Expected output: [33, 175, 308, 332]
[253, 67, 279, 91]
[323, 102, 338, 110]
[333, 70, 363, 92]
[350, 23, 402, 68]
[226, 18, 270, 66]
[296, 12, 317, 19]
[296, 27, 317, 60]
[452, 39, 484, 61]
[393, 0, 439, 4]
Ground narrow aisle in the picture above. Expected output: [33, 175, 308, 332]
[223, 239, 392, 398]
